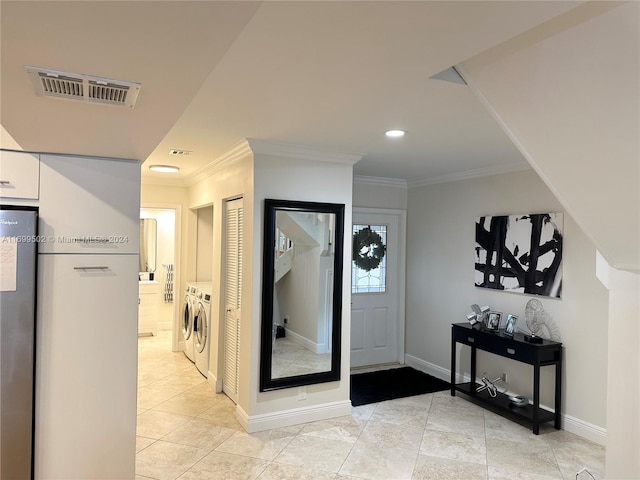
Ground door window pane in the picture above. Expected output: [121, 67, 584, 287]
[352, 224, 387, 294]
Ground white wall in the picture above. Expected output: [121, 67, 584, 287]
[458, 3, 638, 471]
[276, 244, 322, 344]
[188, 146, 254, 407]
[605, 267, 640, 478]
[353, 177, 407, 210]
[460, 1, 639, 272]
[250, 141, 357, 428]
[406, 170, 609, 441]
[195, 205, 213, 282]
[184, 139, 358, 431]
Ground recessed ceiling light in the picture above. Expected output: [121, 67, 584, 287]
[385, 129, 406, 138]
[149, 165, 180, 173]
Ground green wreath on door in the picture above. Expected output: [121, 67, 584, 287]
[353, 226, 386, 272]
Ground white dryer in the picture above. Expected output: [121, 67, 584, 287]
[193, 282, 212, 292]
[194, 286, 212, 377]
[182, 283, 198, 362]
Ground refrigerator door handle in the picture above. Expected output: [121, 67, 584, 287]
[73, 266, 109, 271]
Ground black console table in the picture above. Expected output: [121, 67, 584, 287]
[450, 322, 562, 434]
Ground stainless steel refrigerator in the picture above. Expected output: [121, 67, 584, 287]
[0, 206, 37, 480]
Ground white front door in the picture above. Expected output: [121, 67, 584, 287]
[350, 208, 405, 368]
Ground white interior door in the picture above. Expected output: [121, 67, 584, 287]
[351, 209, 405, 368]
[223, 198, 243, 403]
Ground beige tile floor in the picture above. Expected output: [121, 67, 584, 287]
[272, 337, 331, 379]
[137, 331, 605, 480]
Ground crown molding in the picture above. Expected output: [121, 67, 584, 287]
[186, 139, 254, 186]
[183, 138, 362, 187]
[353, 175, 408, 188]
[408, 162, 532, 188]
[246, 138, 363, 165]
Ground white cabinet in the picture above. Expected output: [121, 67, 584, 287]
[38, 154, 140, 253]
[34, 153, 141, 479]
[35, 254, 138, 480]
[139, 281, 158, 336]
[0, 150, 39, 200]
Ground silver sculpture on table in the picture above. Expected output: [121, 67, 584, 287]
[467, 304, 490, 327]
[476, 372, 504, 397]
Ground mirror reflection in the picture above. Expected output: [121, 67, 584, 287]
[260, 199, 344, 391]
[272, 210, 335, 378]
[139, 218, 157, 273]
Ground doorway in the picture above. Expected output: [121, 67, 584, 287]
[350, 208, 406, 368]
[140, 204, 181, 351]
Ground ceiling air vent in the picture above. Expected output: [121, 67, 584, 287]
[25, 66, 141, 108]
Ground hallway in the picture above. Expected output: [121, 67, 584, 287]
[136, 332, 605, 480]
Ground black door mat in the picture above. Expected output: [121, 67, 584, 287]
[350, 366, 450, 407]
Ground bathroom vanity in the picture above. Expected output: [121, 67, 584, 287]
[138, 281, 159, 336]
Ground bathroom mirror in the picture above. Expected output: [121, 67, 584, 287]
[260, 199, 344, 391]
[139, 218, 157, 273]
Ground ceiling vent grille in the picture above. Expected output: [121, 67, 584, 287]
[25, 66, 141, 108]
[169, 149, 192, 156]
[40, 74, 84, 99]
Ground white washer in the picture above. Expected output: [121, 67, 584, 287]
[182, 283, 198, 362]
[194, 286, 212, 377]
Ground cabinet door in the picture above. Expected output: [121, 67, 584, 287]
[35, 254, 138, 480]
[38, 154, 140, 253]
[0, 150, 39, 200]
[138, 292, 158, 336]
[223, 198, 243, 403]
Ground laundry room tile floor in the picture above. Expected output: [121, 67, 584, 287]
[136, 331, 605, 480]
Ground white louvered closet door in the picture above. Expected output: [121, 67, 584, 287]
[223, 198, 243, 403]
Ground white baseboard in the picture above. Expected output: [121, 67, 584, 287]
[207, 371, 222, 393]
[286, 329, 322, 354]
[404, 353, 606, 446]
[405, 354, 470, 383]
[562, 413, 606, 446]
[239, 400, 352, 433]
[236, 404, 250, 431]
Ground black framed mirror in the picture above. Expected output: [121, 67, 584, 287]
[260, 199, 344, 391]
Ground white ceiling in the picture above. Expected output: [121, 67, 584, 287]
[0, 1, 582, 185]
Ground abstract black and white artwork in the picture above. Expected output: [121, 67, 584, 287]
[475, 213, 563, 298]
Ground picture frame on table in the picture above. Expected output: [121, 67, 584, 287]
[504, 314, 518, 337]
[486, 311, 501, 331]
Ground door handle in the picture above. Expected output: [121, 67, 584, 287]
[0, 180, 11, 185]
[74, 266, 109, 270]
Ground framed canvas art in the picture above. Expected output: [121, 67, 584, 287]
[475, 213, 563, 298]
